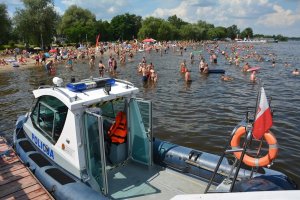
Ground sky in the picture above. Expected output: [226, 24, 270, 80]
[3, 0, 300, 37]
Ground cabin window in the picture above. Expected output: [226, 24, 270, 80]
[30, 95, 68, 144]
[97, 98, 126, 119]
[89, 98, 126, 137]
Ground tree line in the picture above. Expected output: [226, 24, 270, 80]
[0, 0, 288, 49]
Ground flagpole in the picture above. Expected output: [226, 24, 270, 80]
[229, 83, 262, 191]
[249, 82, 266, 178]
[252, 81, 262, 134]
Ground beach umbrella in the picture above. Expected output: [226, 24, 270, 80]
[49, 49, 57, 53]
[143, 38, 156, 43]
[34, 47, 41, 50]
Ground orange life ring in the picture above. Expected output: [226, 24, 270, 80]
[230, 126, 278, 167]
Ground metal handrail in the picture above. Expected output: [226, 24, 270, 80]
[115, 79, 134, 86]
[38, 85, 75, 102]
[38, 85, 53, 89]
[204, 114, 256, 193]
[204, 124, 243, 193]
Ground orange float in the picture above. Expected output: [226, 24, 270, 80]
[231, 126, 278, 167]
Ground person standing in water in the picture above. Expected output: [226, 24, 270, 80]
[202, 63, 209, 74]
[250, 71, 256, 82]
[66, 57, 73, 71]
[112, 57, 117, 76]
[185, 69, 191, 82]
[190, 52, 194, 63]
[98, 60, 105, 77]
[89, 55, 96, 68]
[180, 60, 187, 73]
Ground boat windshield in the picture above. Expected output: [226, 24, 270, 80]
[30, 95, 68, 144]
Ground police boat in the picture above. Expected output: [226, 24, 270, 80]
[13, 77, 297, 200]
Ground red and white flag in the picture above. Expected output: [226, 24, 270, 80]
[96, 34, 100, 47]
[252, 87, 273, 139]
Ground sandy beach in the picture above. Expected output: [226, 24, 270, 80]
[0, 54, 47, 73]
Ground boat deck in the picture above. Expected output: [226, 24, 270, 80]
[107, 161, 214, 199]
[0, 137, 53, 200]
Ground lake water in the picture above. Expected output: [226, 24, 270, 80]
[1, 41, 299, 185]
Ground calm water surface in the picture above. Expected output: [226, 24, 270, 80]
[1, 41, 299, 184]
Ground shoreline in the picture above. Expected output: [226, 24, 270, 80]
[0, 55, 45, 73]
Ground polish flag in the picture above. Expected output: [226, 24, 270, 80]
[252, 87, 273, 140]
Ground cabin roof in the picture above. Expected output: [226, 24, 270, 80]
[33, 78, 139, 110]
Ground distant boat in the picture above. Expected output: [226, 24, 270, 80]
[267, 39, 279, 43]
[236, 38, 267, 43]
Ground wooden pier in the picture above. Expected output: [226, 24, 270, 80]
[0, 137, 53, 200]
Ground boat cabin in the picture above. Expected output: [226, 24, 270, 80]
[22, 78, 153, 195]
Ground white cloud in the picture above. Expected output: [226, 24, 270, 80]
[107, 7, 116, 14]
[151, 1, 189, 19]
[257, 5, 300, 27]
[54, 6, 64, 15]
[3, 0, 300, 36]
[60, 0, 128, 19]
[149, 0, 300, 35]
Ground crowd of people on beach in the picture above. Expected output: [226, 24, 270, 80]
[0, 40, 299, 87]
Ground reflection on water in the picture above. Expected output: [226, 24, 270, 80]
[1, 41, 300, 184]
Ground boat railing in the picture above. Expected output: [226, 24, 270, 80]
[115, 79, 134, 87]
[205, 113, 258, 193]
[38, 85, 53, 89]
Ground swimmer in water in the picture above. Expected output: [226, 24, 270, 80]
[292, 69, 299, 75]
[220, 74, 233, 81]
[242, 62, 250, 72]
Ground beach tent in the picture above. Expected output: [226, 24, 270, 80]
[143, 38, 156, 43]
[49, 49, 57, 53]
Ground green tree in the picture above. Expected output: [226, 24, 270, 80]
[206, 27, 227, 40]
[110, 13, 142, 41]
[58, 5, 96, 43]
[14, 0, 59, 49]
[167, 15, 188, 29]
[274, 34, 288, 41]
[138, 17, 164, 40]
[157, 21, 176, 41]
[180, 24, 193, 40]
[0, 4, 12, 44]
[197, 20, 214, 29]
[240, 27, 253, 39]
[95, 20, 112, 41]
[226, 25, 240, 40]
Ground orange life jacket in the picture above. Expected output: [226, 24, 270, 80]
[108, 111, 127, 144]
